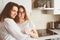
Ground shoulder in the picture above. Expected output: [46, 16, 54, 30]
[26, 20, 35, 26]
[4, 18, 16, 24]
[4, 18, 14, 22]
[27, 20, 33, 24]
[4, 18, 13, 21]
[26, 20, 31, 22]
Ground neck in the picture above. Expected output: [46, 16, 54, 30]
[18, 18, 25, 24]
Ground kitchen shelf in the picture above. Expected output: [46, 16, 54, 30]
[37, 8, 54, 10]
[32, 0, 54, 14]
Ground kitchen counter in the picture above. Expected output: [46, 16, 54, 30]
[37, 29, 60, 40]
[49, 29, 60, 35]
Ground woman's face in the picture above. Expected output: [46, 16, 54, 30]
[18, 8, 25, 19]
[10, 6, 18, 19]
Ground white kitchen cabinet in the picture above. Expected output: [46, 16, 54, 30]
[54, 0, 60, 9]
[54, 9, 60, 15]
[54, 0, 60, 15]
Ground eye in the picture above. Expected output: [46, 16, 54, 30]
[19, 11, 24, 13]
[12, 10, 16, 12]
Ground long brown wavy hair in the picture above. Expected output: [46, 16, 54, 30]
[0, 2, 18, 22]
[14, 5, 29, 23]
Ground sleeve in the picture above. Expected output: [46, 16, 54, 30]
[4, 18, 28, 40]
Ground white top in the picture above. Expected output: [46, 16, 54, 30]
[0, 18, 37, 40]
[0, 18, 29, 40]
[17, 20, 35, 31]
[17, 20, 36, 36]
[0, 20, 16, 40]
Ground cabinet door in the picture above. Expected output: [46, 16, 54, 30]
[54, 0, 60, 9]
[54, 9, 60, 15]
[54, 0, 60, 14]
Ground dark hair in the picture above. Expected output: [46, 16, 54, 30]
[0, 2, 18, 22]
[14, 5, 28, 23]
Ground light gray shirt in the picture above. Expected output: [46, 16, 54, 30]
[17, 20, 35, 31]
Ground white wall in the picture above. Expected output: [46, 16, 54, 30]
[0, 0, 31, 15]
[0, 0, 3, 13]
[29, 9, 60, 29]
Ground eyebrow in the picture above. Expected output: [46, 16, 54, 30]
[12, 9, 18, 12]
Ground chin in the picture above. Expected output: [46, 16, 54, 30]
[12, 17, 15, 19]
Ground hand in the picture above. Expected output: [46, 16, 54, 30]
[21, 30, 27, 34]
[21, 30, 29, 34]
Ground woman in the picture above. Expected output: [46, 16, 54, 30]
[0, 2, 29, 40]
[14, 5, 38, 38]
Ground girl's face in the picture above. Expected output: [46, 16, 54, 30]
[10, 6, 18, 19]
[18, 8, 25, 19]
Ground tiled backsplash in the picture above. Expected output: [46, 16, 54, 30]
[29, 9, 60, 29]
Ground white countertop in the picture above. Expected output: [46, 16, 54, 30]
[38, 29, 60, 40]
[50, 29, 60, 35]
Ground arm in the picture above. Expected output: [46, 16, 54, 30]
[29, 28, 38, 38]
[24, 20, 38, 38]
[4, 18, 28, 40]
[21, 28, 38, 38]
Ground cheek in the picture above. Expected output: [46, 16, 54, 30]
[10, 12, 16, 18]
[11, 13, 14, 17]
[11, 12, 16, 16]
[11, 11, 14, 15]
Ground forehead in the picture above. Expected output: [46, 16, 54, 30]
[12, 6, 18, 10]
[19, 8, 24, 12]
